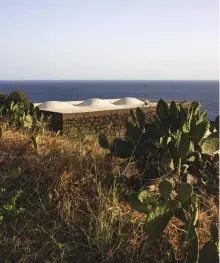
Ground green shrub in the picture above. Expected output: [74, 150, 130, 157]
[6, 90, 30, 110]
[0, 92, 7, 106]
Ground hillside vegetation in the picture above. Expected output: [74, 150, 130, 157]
[0, 91, 219, 263]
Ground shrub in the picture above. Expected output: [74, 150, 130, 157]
[0, 92, 7, 106]
[6, 90, 30, 109]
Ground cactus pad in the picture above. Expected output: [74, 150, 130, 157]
[127, 193, 149, 214]
[98, 134, 110, 149]
[201, 132, 219, 154]
[143, 204, 174, 250]
[112, 138, 134, 159]
[191, 119, 210, 143]
[156, 99, 169, 121]
[136, 107, 145, 128]
[199, 241, 219, 263]
[210, 223, 219, 244]
[158, 181, 172, 200]
[178, 183, 193, 204]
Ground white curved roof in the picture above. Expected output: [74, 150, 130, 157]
[77, 98, 116, 108]
[35, 97, 154, 113]
[38, 101, 76, 112]
[113, 97, 143, 106]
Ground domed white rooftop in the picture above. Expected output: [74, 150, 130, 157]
[113, 97, 143, 106]
[35, 97, 154, 113]
[39, 101, 76, 111]
[77, 98, 116, 107]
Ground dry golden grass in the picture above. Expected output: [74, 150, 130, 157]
[0, 124, 219, 263]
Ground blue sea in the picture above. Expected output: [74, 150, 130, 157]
[0, 80, 219, 120]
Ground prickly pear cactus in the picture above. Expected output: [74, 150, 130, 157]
[127, 190, 154, 214]
[210, 223, 219, 244]
[125, 119, 142, 144]
[199, 241, 219, 263]
[140, 203, 175, 258]
[136, 107, 145, 128]
[98, 134, 135, 159]
[199, 223, 219, 263]
[158, 181, 173, 200]
[98, 134, 110, 150]
[179, 133, 191, 158]
[29, 102, 35, 114]
[169, 101, 179, 119]
[169, 101, 181, 133]
[129, 109, 138, 126]
[23, 114, 33, 129]
[190, 194, 199, 226]
[171, 131, 190, 158]
[31, 134, 40, 150]
[111, 138, 134, 159]
[146, 120, 169, 139]
[190, 119, 210, 143]
[156, 99, 169, 122]
[209, 116, 219, 134]
[210, 121, 216, 133]
[201, 132, 219, 154]
[178, 183, 193, 204]
[181, 101, 201, 133]
[195, 110, 207, 124]
[186, 226, 199, 263]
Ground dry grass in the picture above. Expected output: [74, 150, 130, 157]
[0, 124, 219, 263]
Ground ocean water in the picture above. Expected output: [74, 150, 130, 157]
[0, 80, 218, 119]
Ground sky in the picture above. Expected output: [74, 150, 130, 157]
[0, 0, 219, 80]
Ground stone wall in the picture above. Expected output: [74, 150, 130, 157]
[41, 107, 157, 136]
[41, 102, 190, 136]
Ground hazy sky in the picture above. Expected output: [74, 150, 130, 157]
[0, 0, 219, 80]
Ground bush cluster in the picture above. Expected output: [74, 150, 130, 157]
[0, 90, 48, 135]
[0, 90, 30, 109]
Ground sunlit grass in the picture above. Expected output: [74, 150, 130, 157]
[0, 121, 218, 263]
